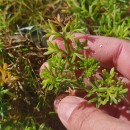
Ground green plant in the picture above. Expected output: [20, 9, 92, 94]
[0, 0, 62, 31]
[0, 8, 6, 52]
[41, 18, 128, 108]
[0, 0, 130, 129]
[0, 117, 52, 130]
[0, 63, 18, 129]
[66, 0, 130, 39]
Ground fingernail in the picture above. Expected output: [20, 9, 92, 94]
[57, 96, 86, 125]
[54, 94, 68, 112]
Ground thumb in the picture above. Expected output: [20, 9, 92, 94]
[56, 96, 130, 130]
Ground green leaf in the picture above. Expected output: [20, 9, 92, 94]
[120, 88, 128, 94]
[1, 89, 17, 98]
[52, 34, 61, 40]
[75, 53, 84, 60]
[88, 97, 97, 103]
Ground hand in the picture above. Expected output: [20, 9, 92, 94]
[40, 34, 130, 130]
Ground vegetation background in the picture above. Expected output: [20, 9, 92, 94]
[0, 0, 130, 130]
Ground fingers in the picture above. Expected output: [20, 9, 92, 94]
[49, 34, 130, 80]
[85, 35, 130, 81]
[56, 96, 130, 130]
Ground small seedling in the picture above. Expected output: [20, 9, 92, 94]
[40, 18, 128, 108]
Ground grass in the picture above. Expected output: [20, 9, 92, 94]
[0, 0, 130, 130]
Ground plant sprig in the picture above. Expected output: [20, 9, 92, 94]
[41, 18, 128, 108]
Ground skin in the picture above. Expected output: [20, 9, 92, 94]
[40, 34, 130, 130]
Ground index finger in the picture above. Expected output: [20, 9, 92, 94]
[84, 34, 130, 81]
[49, 33, 130, 80]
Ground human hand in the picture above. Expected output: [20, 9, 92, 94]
[40, 34, 130, 130]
